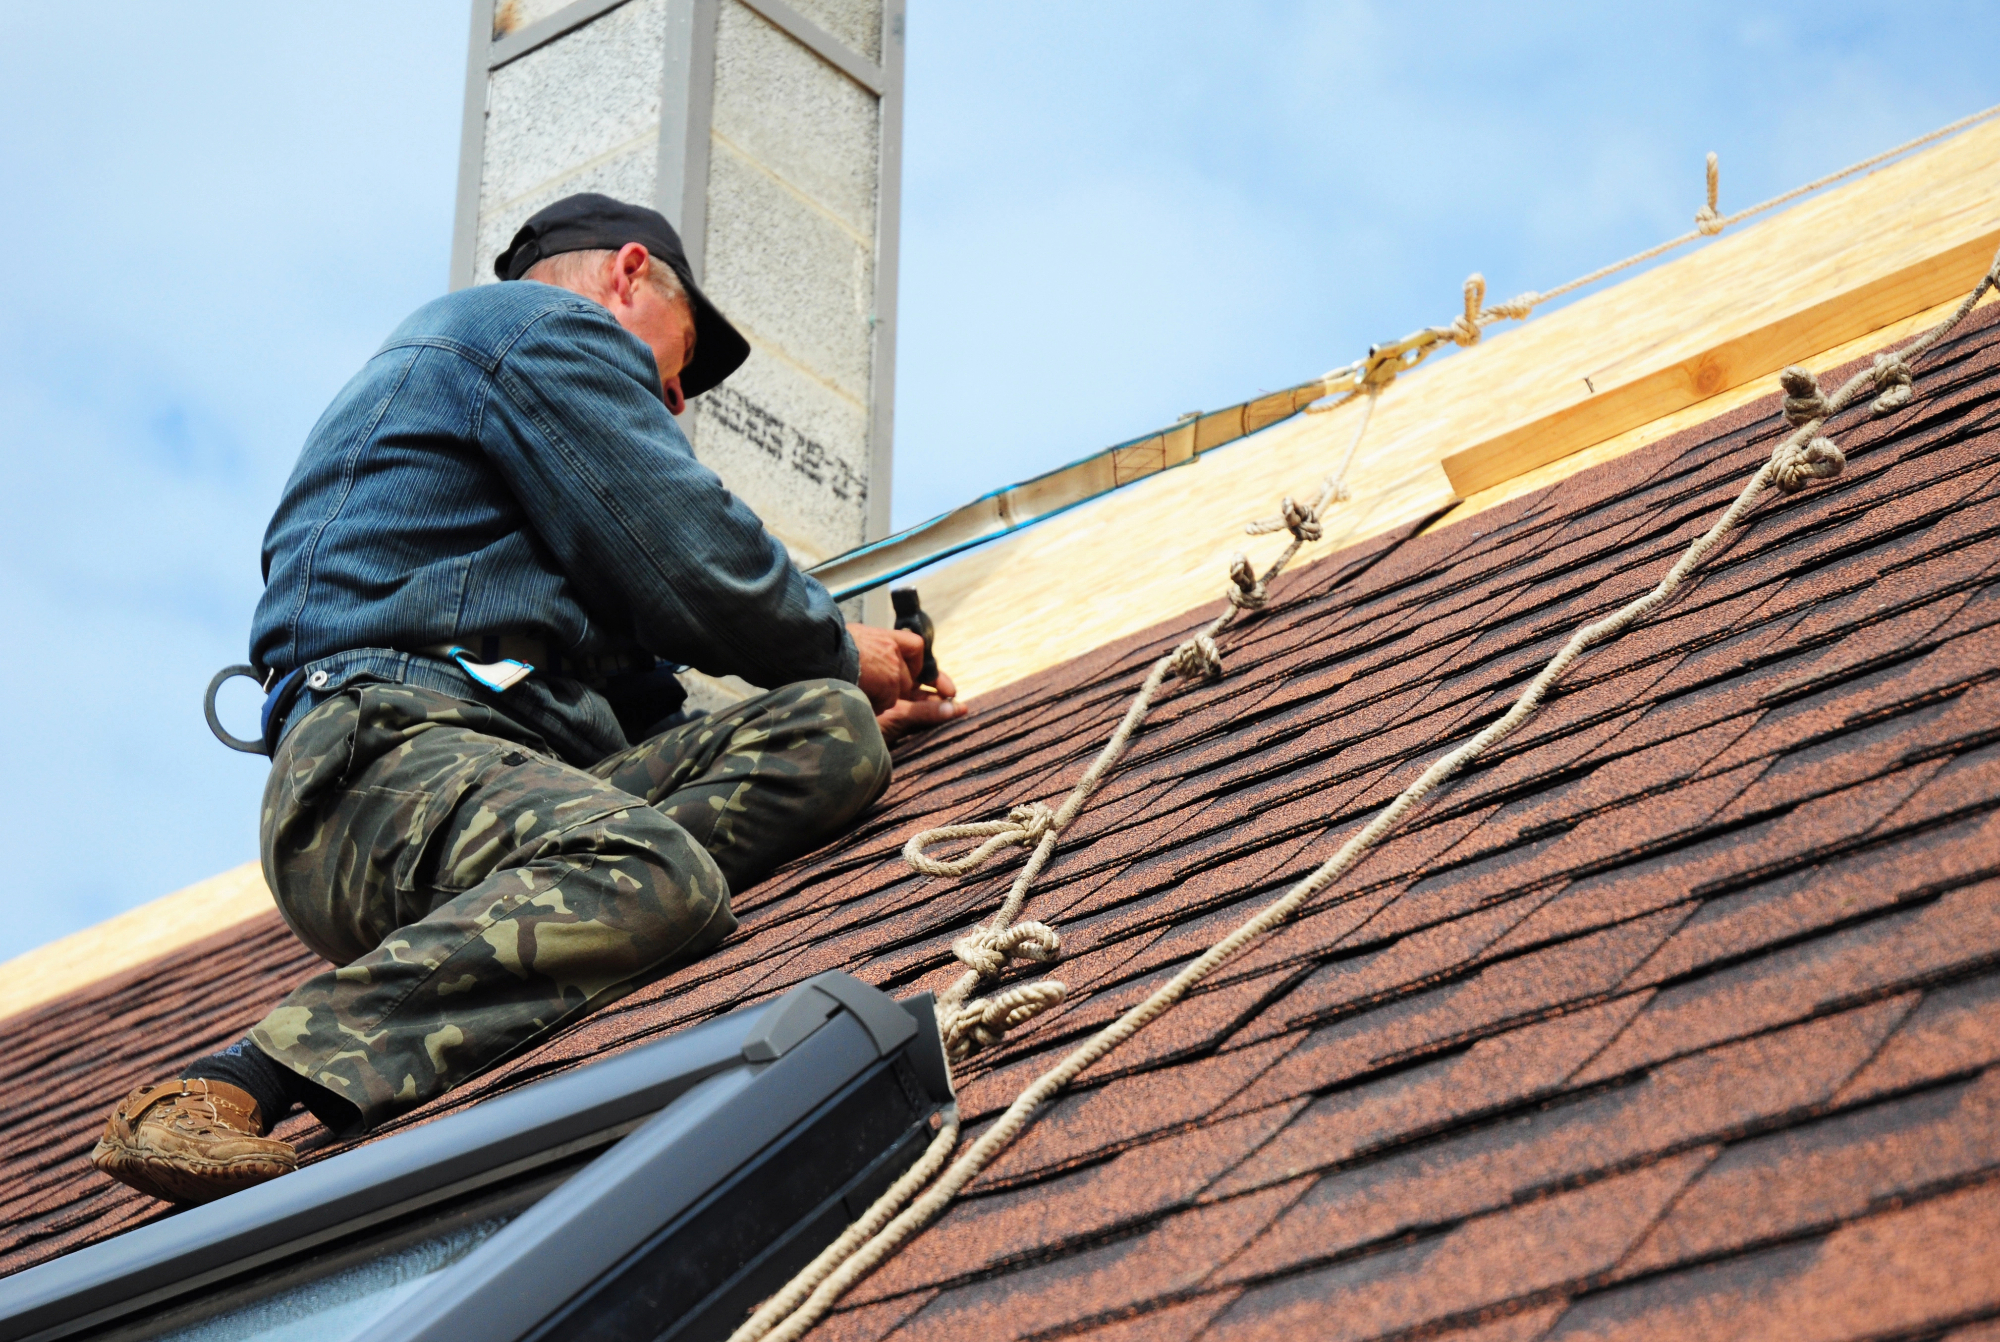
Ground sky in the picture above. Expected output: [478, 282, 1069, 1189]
[2, 2, 1995, 957]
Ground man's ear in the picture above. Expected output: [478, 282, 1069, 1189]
[610, 242, 652, 305]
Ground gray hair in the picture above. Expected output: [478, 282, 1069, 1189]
[523, 248, 691, 311]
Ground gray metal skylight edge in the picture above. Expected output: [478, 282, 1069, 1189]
[384, 1014, 883, 1342]
[0, 1006, 751, 1342]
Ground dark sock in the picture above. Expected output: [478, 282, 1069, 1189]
[182, 1038, 361, 1135]
[181, 1039, 293, 1128]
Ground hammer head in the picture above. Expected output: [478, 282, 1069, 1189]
[890, 587, 939, 687]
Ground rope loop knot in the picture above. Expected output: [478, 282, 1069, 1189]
[1277, 496, 1322, 542]
[1245, 477, 1343, 538]
[1443, 273, 1537, 347]
[1771, 364, 1845, 493]
[1770, 436, 1846, 494]
[1695, 152, 1725, 235]
[1232, 494, 1328, 540]
[903, 802, 1056, 877]
[1779, 366, 1832, 428]
[1449, 274, 1487, 347]
[1226, 553, 1268, 611]
[944, 920, 1068, 1059]
[1870, 353, 1915, 415]
[941, 979, 1068, 1061]
[951, 918, 1061, 978]
[1170, 633, 1224, 682]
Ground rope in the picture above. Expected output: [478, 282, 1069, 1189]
[1695, 152, 1724, 236]
[726, 249, 2000, 1342]
[728, 1103, 962, 1342]
[1533, 103, 2000, 311]
[1280, 103, 2000, 424]
[1871, 353, 1916, 415]
[897, 390, 1384, 1066]
[903, 803, 1054, 877]
[1252, 389, 1379, 528]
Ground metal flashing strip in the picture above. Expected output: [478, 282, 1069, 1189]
[735, 0, 885, 94]
[488, 0, 638, 70]
[805, 371, 1339, 600]
[0, 973, 948, 1342]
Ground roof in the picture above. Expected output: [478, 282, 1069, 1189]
[6, 122, 1997, 1029]
[918, 115, 2000, 700]
[8, 300, 2000, 1340]
[0, 863, 270, 1026]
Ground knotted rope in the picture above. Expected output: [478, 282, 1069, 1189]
[949, 918, 1060, 977]
[1769, 311, 1958, 491]
[1498, 104, 2000, 323]
[1695, 152, 1725, 235]
[1253, 388, 1381, 543]
[1262, 495, 1325, 542]
[1276, 106, 2000, 425]
[1444, 273, 1538, 347]
[728, 249, 2000, 1342]
[1225, 553, 1265, 610]
[1872, 353, 1915, 414]
[902, 803, 1054, 877]
[1773, 365, 1846, 492]
[898, 393, 1383, 1065]
[938, 977, 1066, 1060]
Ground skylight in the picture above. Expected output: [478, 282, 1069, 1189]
[0, 972, 951, 1342]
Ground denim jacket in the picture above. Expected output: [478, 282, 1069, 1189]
[251, 281, 858, 765]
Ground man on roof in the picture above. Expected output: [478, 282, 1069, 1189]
[89, 193, 964, 1205]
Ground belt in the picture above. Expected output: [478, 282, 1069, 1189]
[203, 641, 663, 756]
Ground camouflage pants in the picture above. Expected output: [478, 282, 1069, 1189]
[249, 678, 888, 1129]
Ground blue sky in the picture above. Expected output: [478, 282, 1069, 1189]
[3, 3, 1994, 955]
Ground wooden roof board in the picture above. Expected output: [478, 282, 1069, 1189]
[0, 864, 274, 1026]
[9, 307, 2000, 1342]
[918, 117, 2000, 701]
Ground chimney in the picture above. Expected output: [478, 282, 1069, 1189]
[450, 0, 904, 628]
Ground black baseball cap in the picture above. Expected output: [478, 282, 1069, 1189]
[494, 193, 751, 398]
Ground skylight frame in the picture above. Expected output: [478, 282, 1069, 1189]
[0, 973, 950, 1342]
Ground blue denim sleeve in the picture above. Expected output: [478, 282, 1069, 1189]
[481, 303, 859, 686]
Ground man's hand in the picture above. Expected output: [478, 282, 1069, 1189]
[850, 622, 966, 744]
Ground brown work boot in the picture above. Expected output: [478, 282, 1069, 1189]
[90, 1078, 297, 1204]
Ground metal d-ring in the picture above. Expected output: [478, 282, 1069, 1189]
[204, 664, 270, 755]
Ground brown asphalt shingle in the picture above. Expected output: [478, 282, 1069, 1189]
[9, 305, 2000, 1340]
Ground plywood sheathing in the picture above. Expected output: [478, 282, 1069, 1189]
[920, 118, 2000, 700]
[1430, 287, 2000, 531]
[0, 863, 274, 1027]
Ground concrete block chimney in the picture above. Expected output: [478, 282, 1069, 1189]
[449, 0, 904, 629]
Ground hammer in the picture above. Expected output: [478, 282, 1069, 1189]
[890, 587, 939, 688]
